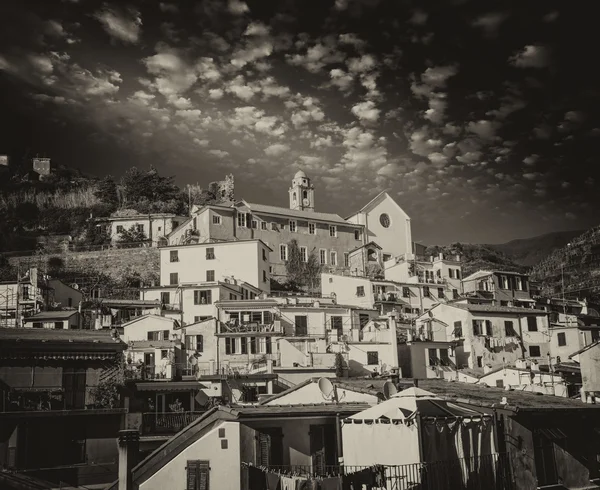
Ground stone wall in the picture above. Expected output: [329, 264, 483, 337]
[9, 247, 160, 284]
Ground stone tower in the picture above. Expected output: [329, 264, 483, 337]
[288, 170, 315, 212]
[208, 174, 235, 202]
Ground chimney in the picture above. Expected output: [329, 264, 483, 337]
[438, 253, 443, 260]
[413, 379, 419, 388]
[118, 429, 140, 490]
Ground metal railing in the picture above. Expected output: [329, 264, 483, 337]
[248, 453, 513, 490]
[2, 386, 118, 412]
[141, 411, 205, 435]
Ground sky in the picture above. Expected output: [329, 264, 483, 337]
[0, 0, 599, 245]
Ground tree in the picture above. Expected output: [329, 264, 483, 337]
[120, 166, 182, 213]
[118, 225, 147, 248]
[47, 256, 64, 275]
[94, 176, 119, 210]
[284, 239, 322, 291]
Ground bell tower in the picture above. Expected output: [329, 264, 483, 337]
[288, 170, 315, 212]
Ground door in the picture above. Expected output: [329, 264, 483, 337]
[63, 367, 86, 409]
[295, 316, 308, 336]
[310, 424, 336, 474]
[533, 431, 559, 486]
[144, 352, 155, 378]
[331, 316, 343, 339]
[256, 428, 283, 467]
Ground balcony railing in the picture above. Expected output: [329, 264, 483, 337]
[218, 321, 282, 335]
[124, 364, 173, 381]
[243, 453, 513, 490]
[141, 411, 205, 435]
[2, 386, 118, 412]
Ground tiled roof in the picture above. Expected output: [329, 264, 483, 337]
[129, 340, 176, 349]
[0, 327, 126, 346]
[419, 379, 599, 411]
[241, 201, 355, 225]
[23, 310, 78, 321]
[236, 403, 370, 416]
[451, 304, 547, 315]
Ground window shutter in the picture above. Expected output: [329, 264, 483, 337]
[197, 335, 204, 352]
[472, 320, 478, 336]
[485, 320, 493, 336]
[258, 432, 271, 466]
[186, 460, 210, 490]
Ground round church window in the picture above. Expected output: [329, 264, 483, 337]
[380, 213, 391, 228]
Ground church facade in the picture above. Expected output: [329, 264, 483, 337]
[168, 171, 413, 281]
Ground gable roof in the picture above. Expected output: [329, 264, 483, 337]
[346, 191, 410, 220]
[348, 241, 383, 254]
[23, 310, 78, 321]
[569, 340, 600, 358]
[235, 200, 355, 226]
[121, 314, 175, 328]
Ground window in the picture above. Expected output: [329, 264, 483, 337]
[116, 225, 124, 233]
[136, 224, 144, 233]
[452, 289, 459, 299]
[194, 290, 212, 305]
[241, 337, 248, 354]
[161, 292, 170, 304]
[329, 225, 337, 237]
[476, 356, 483, 368]
[456, 269, 461, 279]
[402, 287, 410, 298]
[331, 316, 343, 336]
[237, 213, 246, 228]
[423, 286, 430, 297]
[206, 270, 215, 282]
[186, 460, 210, 490]
[280, 244, 288, 261]
[449, 269, 454, 279]
[193, 316, 210, 323]
[261, 221, 267, 230]
[527, 316, 538, 332]
[344, 253, 349, 267]
[309, 222, 316, 235]
[356, 286, 365, 297]
[557, 332, 566, 346]
[472, 320, 484, 336]
[515, 276, 523, 290]
[529, 345, 541, 358]
[500, 275, 509, 289]
[289, 220, 297, 232]
[437, 288, 444, 299]
[169, 251, 179, 263]
[330, 251, 337, 266]
[206, 247, 215, 260]
[300, 246, 308, 262]
[379, 213, 391, 228]
[262, 249, 268, 261]
[320, 249, 327, 265]
[185, 335, 204, 352]
[68, 298, 73, 307]
[383, 254, 391, 262]
[263, 270, 268, 282]
[271, 223, 277, 231]
[250, 337, 257, 354]
[225, 337, 237, 355]
[485, 320, 493, 336]
[367, 351, 379, 365]
[213, 215, 221, 225]
[251, 220, 258, 229]
[354, 229, 361, 240]
[169, 273, 178, 285]
[504, 321, 516, 337]
[54, 321, 64, 329]
[453, 321, 462, 337]
[359, 314, 370, 328]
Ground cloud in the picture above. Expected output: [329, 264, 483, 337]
[94, 5, 142, 44]
[466, 120, 500, 141]
[264, 143, 290, 156]
[290, 97, 325, 127]
[286, 36, 346, 73]
[351, 100, 380, 123]
[159, 3, 179, 13]
[564, 111, 585, 123]
[208, 88, 224, 99]
[523, 154, 540, 166]
[509, 45, 552, 68]
[329, 69, 354, 91]
[347, 54, 377, 73]
[340, 127, 388, 171]
[228, 0, 250, 15]
[208, 149, 229, 158]
[338, 33, 366, 49]
[471, 12, 509, 37]
[411, 65, 458, 124]
[228, 106, 287, 137]
[427, 152, 449, 166]
[43, 20, 79, 44]
[409, 10, 428, 25]
[176, 109, 202, 121]
[225, 75, 260, 101]
[230, 22, 273, 69]
[28, 54, 54, 74]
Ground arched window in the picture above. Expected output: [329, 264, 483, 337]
[292, 192, 297, 202]
[367, 249, 377, 261]
[303, 190, 308, 199]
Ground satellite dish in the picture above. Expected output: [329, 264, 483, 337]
[383, 381, 398, 399]
[71, 284, 80, 290]
[318, 377, 335, 399]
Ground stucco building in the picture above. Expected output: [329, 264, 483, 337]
[98, 213, 187, 246]
[461, 270, 534, 307]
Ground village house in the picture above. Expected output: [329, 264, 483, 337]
[22, 309, 81, 329]
[96, 213, 187, 246]
[461, 270, 534, 307]
[158, 239, 272, 293]
[414, 303, 551, 371]
[321, 271, 459, 319]
[0, 328, 127, 488]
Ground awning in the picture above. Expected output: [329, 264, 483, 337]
[135, 381, 208, 392]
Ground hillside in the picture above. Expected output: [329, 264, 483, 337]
[486, 230, 585, 267]
[530, 225, 600, 301]
[425, 243, 527, 277]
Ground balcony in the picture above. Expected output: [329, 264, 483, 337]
[141, 411, 205, 435]
[1, 386, 120, 412]
[194, 358, 277, 377]
[124, 364, 174, 381]
[218, 320, 282, 335]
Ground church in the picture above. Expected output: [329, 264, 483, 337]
[168, 170, 413, 280]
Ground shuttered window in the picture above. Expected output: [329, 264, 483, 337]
[256, 429, 283, 467]
[186, 460, 210, 490]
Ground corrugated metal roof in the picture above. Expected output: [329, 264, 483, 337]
[0, 327, 126, 346]
[241, 201, 356, 225]
[23, 310, 78, 321]
[452, 304, 547, 315]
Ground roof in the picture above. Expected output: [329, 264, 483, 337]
[451, 304, 547, 315]
[23, 310, 78, 321]
[215, 299, 279, 309]
[462, 270, 528, 282]
[100, 213, 186, 222]
[161, 238, 273, 251]
[569, 340, 600, 358]
[128, 340, 176, 349]
[121, 314, 175, 328]
[135, 381, 208, 392]
[107, 402, 369, 490]
[294, 169, 307, 179]
[419, 379, 600, 411]
[0, 328, 127, 350]
[93, 298, 161, 308]
[237, 200, 356, 226]
[348, 241, 383, 254]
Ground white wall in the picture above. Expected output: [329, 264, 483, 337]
[160, 240, 271, 292]
[478, 368, 567, 396]
[362, 194, 412, 258]
[49, 279, 82, 308]
[122, 316, 178, 343]
[140, 421, 241, 490]
[321, 273, 375, 309]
